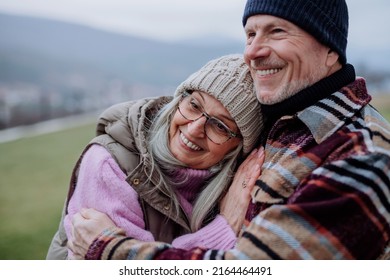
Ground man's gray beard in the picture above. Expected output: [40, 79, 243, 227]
[257, 78, 313, 105]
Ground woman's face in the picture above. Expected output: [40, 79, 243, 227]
[169, 91, 241, 169]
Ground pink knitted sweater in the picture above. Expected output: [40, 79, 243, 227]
[64, 145, 236, 256]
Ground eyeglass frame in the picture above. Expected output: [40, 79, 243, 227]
[177, 91, 241, 145]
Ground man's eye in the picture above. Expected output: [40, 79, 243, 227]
[271, 28, 285, 34]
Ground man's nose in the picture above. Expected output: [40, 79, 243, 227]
[244, 36, 272, 60]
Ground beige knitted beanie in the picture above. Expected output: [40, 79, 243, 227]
[174, 54, 263, 155]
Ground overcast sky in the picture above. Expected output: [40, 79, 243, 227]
[0, 0, 389, 50]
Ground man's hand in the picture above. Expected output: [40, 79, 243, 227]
[220, 147, 264, 235]
[67, 208, 116, 259]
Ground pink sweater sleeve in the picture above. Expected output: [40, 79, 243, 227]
[64, 144, 154, 245]
[171, 215, 237, 250]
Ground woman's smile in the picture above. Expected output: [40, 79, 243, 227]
[180, 132, 202, 151]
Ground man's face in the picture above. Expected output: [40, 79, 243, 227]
[243, 14, 338, 105]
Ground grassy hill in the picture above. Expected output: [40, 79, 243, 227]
[0, 122, 94, 259]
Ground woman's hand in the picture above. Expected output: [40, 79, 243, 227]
[220, 147, 264, 235]
[67, 208, 116, 259]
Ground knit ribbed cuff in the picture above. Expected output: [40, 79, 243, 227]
[85, 227, 126, 260]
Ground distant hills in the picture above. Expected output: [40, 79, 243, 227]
[1, 12, 389, 88]
[0, 12, 244, 87]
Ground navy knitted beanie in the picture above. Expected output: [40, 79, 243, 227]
[242, 0, 349, 64]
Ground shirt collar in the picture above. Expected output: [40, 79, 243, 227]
[297, 77, 371, 143]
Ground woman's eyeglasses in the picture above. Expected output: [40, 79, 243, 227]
[177, 92, 241, 144]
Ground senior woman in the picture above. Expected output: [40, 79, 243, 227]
[47, 54, 264, 259]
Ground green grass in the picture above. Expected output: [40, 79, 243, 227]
[372, 95, 390, 121]
[382, 111, 390, 122]
[0, 123, 95, 259]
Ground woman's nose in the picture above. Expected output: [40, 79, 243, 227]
[187, 116, 207, 137]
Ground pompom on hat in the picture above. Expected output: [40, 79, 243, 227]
[242, 0, 349, 65]
[174, 54, 263, 155]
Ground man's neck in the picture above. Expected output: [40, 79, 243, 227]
[261, 64, 356, 123]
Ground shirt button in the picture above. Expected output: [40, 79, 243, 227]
[163, 204, 170, 211]
[132, 178, 140, 186]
